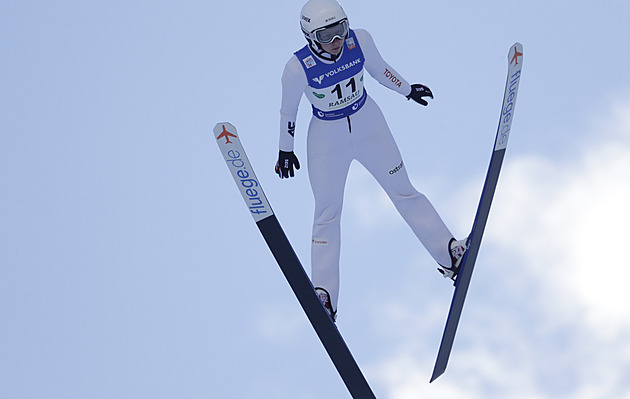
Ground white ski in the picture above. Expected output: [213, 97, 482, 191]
[430, 42, 523, 382]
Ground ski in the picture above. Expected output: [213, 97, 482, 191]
[430, 43, 523, 383]
[213, 122, 377, 399]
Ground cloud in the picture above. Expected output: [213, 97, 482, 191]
[367, 97, 630, 399]
[490, 98, 630, 334]
[481, 99, 630, 398]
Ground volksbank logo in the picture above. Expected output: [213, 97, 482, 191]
[312, 58, 362, 85]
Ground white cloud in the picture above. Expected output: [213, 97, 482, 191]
[486, 98, 630, 398]
[490, 99, 630, 333]
[366, 97, 630, 399]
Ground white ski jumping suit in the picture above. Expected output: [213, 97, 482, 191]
[279, 28, 454, 312]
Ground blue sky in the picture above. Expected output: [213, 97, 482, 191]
[2, 1, 630, 398]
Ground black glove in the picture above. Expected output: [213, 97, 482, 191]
[275, 150, 300, 179]
[407, 83, 434, 106]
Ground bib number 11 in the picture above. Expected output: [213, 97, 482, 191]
[331, 76, 357, 99]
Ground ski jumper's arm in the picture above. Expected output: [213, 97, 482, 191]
[354, 29, 412, 97]
[279, 56, 308, 152]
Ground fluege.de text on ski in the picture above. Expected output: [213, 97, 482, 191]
[224, 149, 269, 217]
[497, 69, 521, 149]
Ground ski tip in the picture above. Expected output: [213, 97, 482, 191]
[510, 42, 523, 53]
[508, 42, 523, 67]
[213, 122, 239, 143]
[213, 121, 236, 134]
[509, 42, 523, 55]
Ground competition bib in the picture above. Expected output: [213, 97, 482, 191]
[295, 29, 367, 120]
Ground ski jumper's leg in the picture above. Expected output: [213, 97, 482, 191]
[307, 117, 353, 311]
[353, 97, 453, 267]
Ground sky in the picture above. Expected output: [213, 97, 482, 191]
[2, 1, 630, 398]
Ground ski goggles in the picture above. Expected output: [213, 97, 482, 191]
[313, 19, 349, 44]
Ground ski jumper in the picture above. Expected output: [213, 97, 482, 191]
[279, 28, 454, 312]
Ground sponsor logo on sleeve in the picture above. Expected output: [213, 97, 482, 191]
[384, 68, 402, 88]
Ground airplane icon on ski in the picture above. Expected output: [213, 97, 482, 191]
[510, 46, 523, 66]
[216, 124, 237, 144]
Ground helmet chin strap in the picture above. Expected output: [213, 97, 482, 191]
[308, 37, 345, 62]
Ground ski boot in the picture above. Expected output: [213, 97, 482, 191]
[437, 237, 468, 283]
[315, 287, 337, 322]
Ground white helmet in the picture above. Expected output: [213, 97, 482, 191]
[300, 0, 349, 60]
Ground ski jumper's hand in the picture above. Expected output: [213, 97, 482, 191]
[275, 150, 300, 178]
[407, 83, 434, 106]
